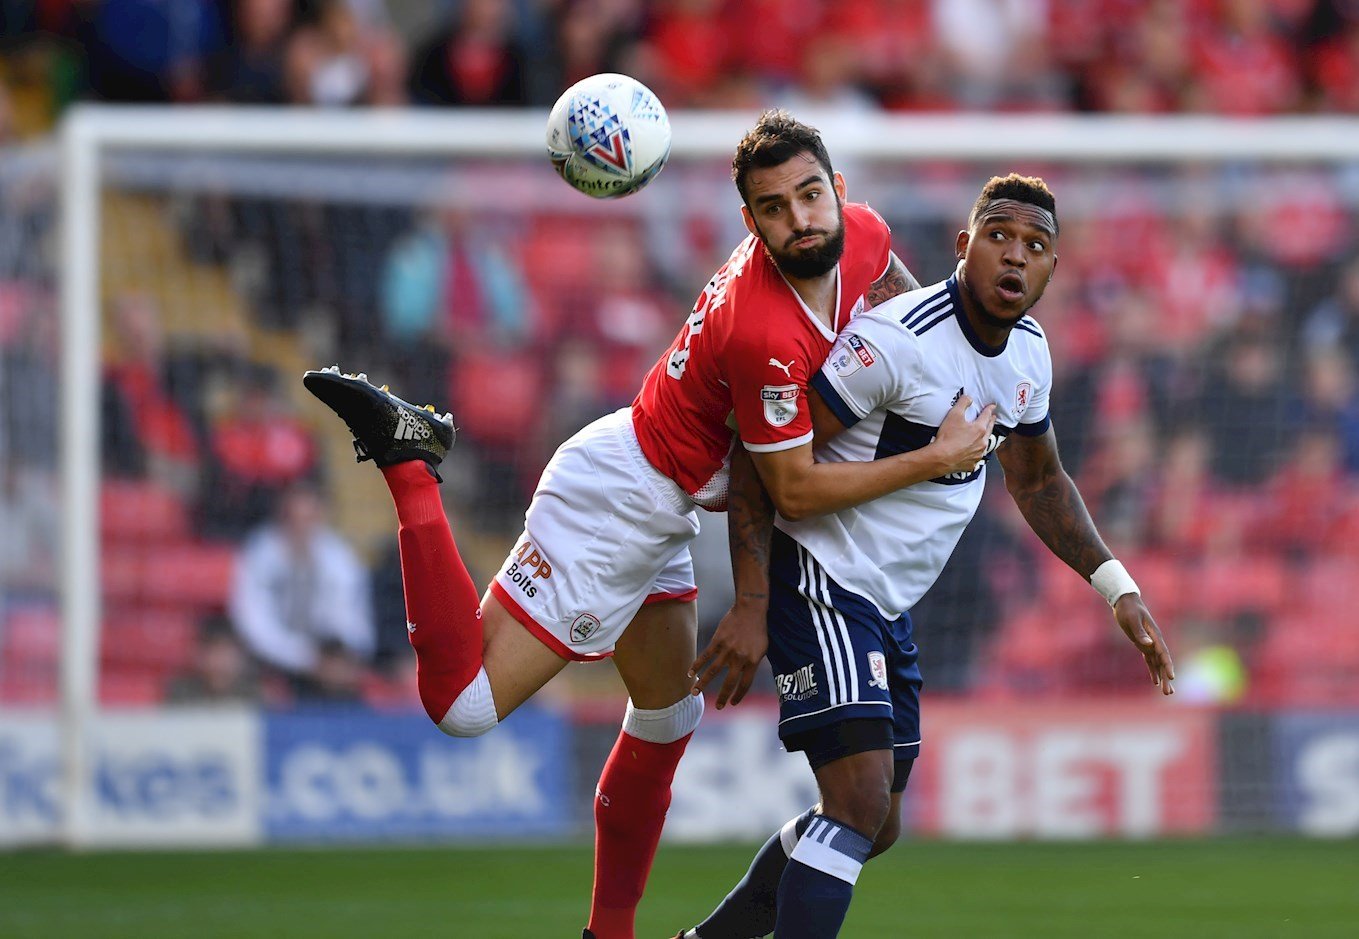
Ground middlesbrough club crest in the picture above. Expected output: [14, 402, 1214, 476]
[1014, 381, 1033, 418]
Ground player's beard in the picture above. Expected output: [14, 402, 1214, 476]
[763, 201, 846, 280]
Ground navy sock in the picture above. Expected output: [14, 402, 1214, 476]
[693, 807, 816, 938]
[772, 816, 873, 939]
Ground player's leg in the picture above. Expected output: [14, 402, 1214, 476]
[769, 612, 924, 937]
[768, 731, 891, 939]
[304, 368, 504, 730]
[681, 533, 907, 939]
[682, 764, 911, 939]
[587, 586, 703, 939]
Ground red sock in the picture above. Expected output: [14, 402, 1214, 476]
[381, 461, 485, 723]
[587, 730, 693, 939]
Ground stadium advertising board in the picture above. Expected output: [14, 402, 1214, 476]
[1273, 711, 1359, 836]
[86, 709, 262, 846]
[667, 705, 819, 841]
[909, 701, 1215, 837]
[0, 709, 261, 847]
[263, 704, 572, 841]
[0, 713, 60, 845]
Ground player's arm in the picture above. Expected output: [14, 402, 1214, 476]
[996, 428, 1176, 695]
[866, 251, 920, 308]
[747, 395, 992, 522]
[690, 444, 773, 708]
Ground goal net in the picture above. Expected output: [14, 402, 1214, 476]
[2, 107, 1356, 846]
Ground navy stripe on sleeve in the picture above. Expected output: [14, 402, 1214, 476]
[1013, 415, 1051, 437]
[811, 370, 861, 429]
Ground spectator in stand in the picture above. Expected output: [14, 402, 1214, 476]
[1189, 0, 1301, 114]
[932, 0, 1065, 110]
[166, 612, 261, 705]
[201, 363, 321, 540]
[1302, 256, 1359, 371]
[379, 193, 533, 402]
[1079, 414, 1159, 550]
[228, 483, 374, 692]
[1086, 0, 1194, 112]
[542, 0, 645, 99]
[408, 0, 528, 106]
[294, 637, 366, 702]
[641, 0, 731, 106]
[822, 0, 948, 111]
[285, 0, 405, 106]
[0, 300, 59, 472]
[1195, 332, 1298, 487]
[81, 0, 225, 102]
[777, 32, 879, 115]
[1254, 422, 1350, 558]
[0, 458, 58, 596]
[1309, 14, 1359, 111]
[1146, 427, 1246, 558]
[576, 222, 672, 398]
[1299, 346, 1359, 474]
[100, 292, 202, 499]
[204, 0, 297, 104]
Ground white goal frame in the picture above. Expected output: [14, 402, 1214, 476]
[58, 104, 1359, 846]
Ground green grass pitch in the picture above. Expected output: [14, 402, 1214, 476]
[1, 839, 1354, 938]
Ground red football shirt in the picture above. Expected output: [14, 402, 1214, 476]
[631, 202, 892, 509]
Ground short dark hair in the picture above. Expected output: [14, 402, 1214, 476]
[731, 109, 834, 204]
[969, 173, 1058, 234]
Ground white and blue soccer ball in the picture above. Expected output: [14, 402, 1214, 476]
[546, 73, 671, 199]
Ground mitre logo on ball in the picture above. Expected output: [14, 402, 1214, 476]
[546, 73, 672, 200]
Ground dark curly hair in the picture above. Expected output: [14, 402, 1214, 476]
[731, 109, 834, 204]
[969, 174, 1058, 234]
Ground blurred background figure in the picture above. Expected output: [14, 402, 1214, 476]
[201, 362, 321, 540]
[228, 482, 374, 695]
[100, 292, 202, 499]
[166, 611, 261, 705]
[285, 0, 406, 106]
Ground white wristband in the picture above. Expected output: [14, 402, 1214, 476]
[1090, 559, 1139, 607]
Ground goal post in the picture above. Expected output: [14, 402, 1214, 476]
[50, 104, 1359, 847]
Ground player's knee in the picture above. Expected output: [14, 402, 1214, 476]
[818, 760, 893, 837]
[869, 809, 902, 859]
[821, 780, 891, 838]
[433, 667, 499, 738]
[621, 692, 704, 744]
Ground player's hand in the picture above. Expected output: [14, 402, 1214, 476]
[932, 395, 997, 475]
[689, 604, 769, 709]
[1112, 594, 1175, 696]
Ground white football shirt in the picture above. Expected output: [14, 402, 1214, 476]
[778, 275, 1054, 617]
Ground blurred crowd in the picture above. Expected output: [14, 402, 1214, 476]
[2, 0, 1359, 713]
[6, 0, 1359, 125]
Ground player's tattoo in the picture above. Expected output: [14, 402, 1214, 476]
[728, 446, 774, 603]
[866, 253, 921, 308]
[999, 431, 1112, 579]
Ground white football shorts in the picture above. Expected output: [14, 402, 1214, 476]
[489, 407, 700, 660]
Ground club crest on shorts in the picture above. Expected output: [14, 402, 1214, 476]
[867, 651, 889, 691]
[761, 383, 799, 427]
[1014, 381, 1033, 418]
[570, 613, 602, 644]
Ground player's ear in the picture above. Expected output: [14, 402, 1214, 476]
[955, 229, 970, 260]
[832, 171, 846, 203]
[1048, 253, 1058, 281]
[741, 204, 758, 238]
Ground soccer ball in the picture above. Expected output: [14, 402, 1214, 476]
[546, 73, 672, 200]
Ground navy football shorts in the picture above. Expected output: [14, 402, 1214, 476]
[767, 529, 923, 762]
